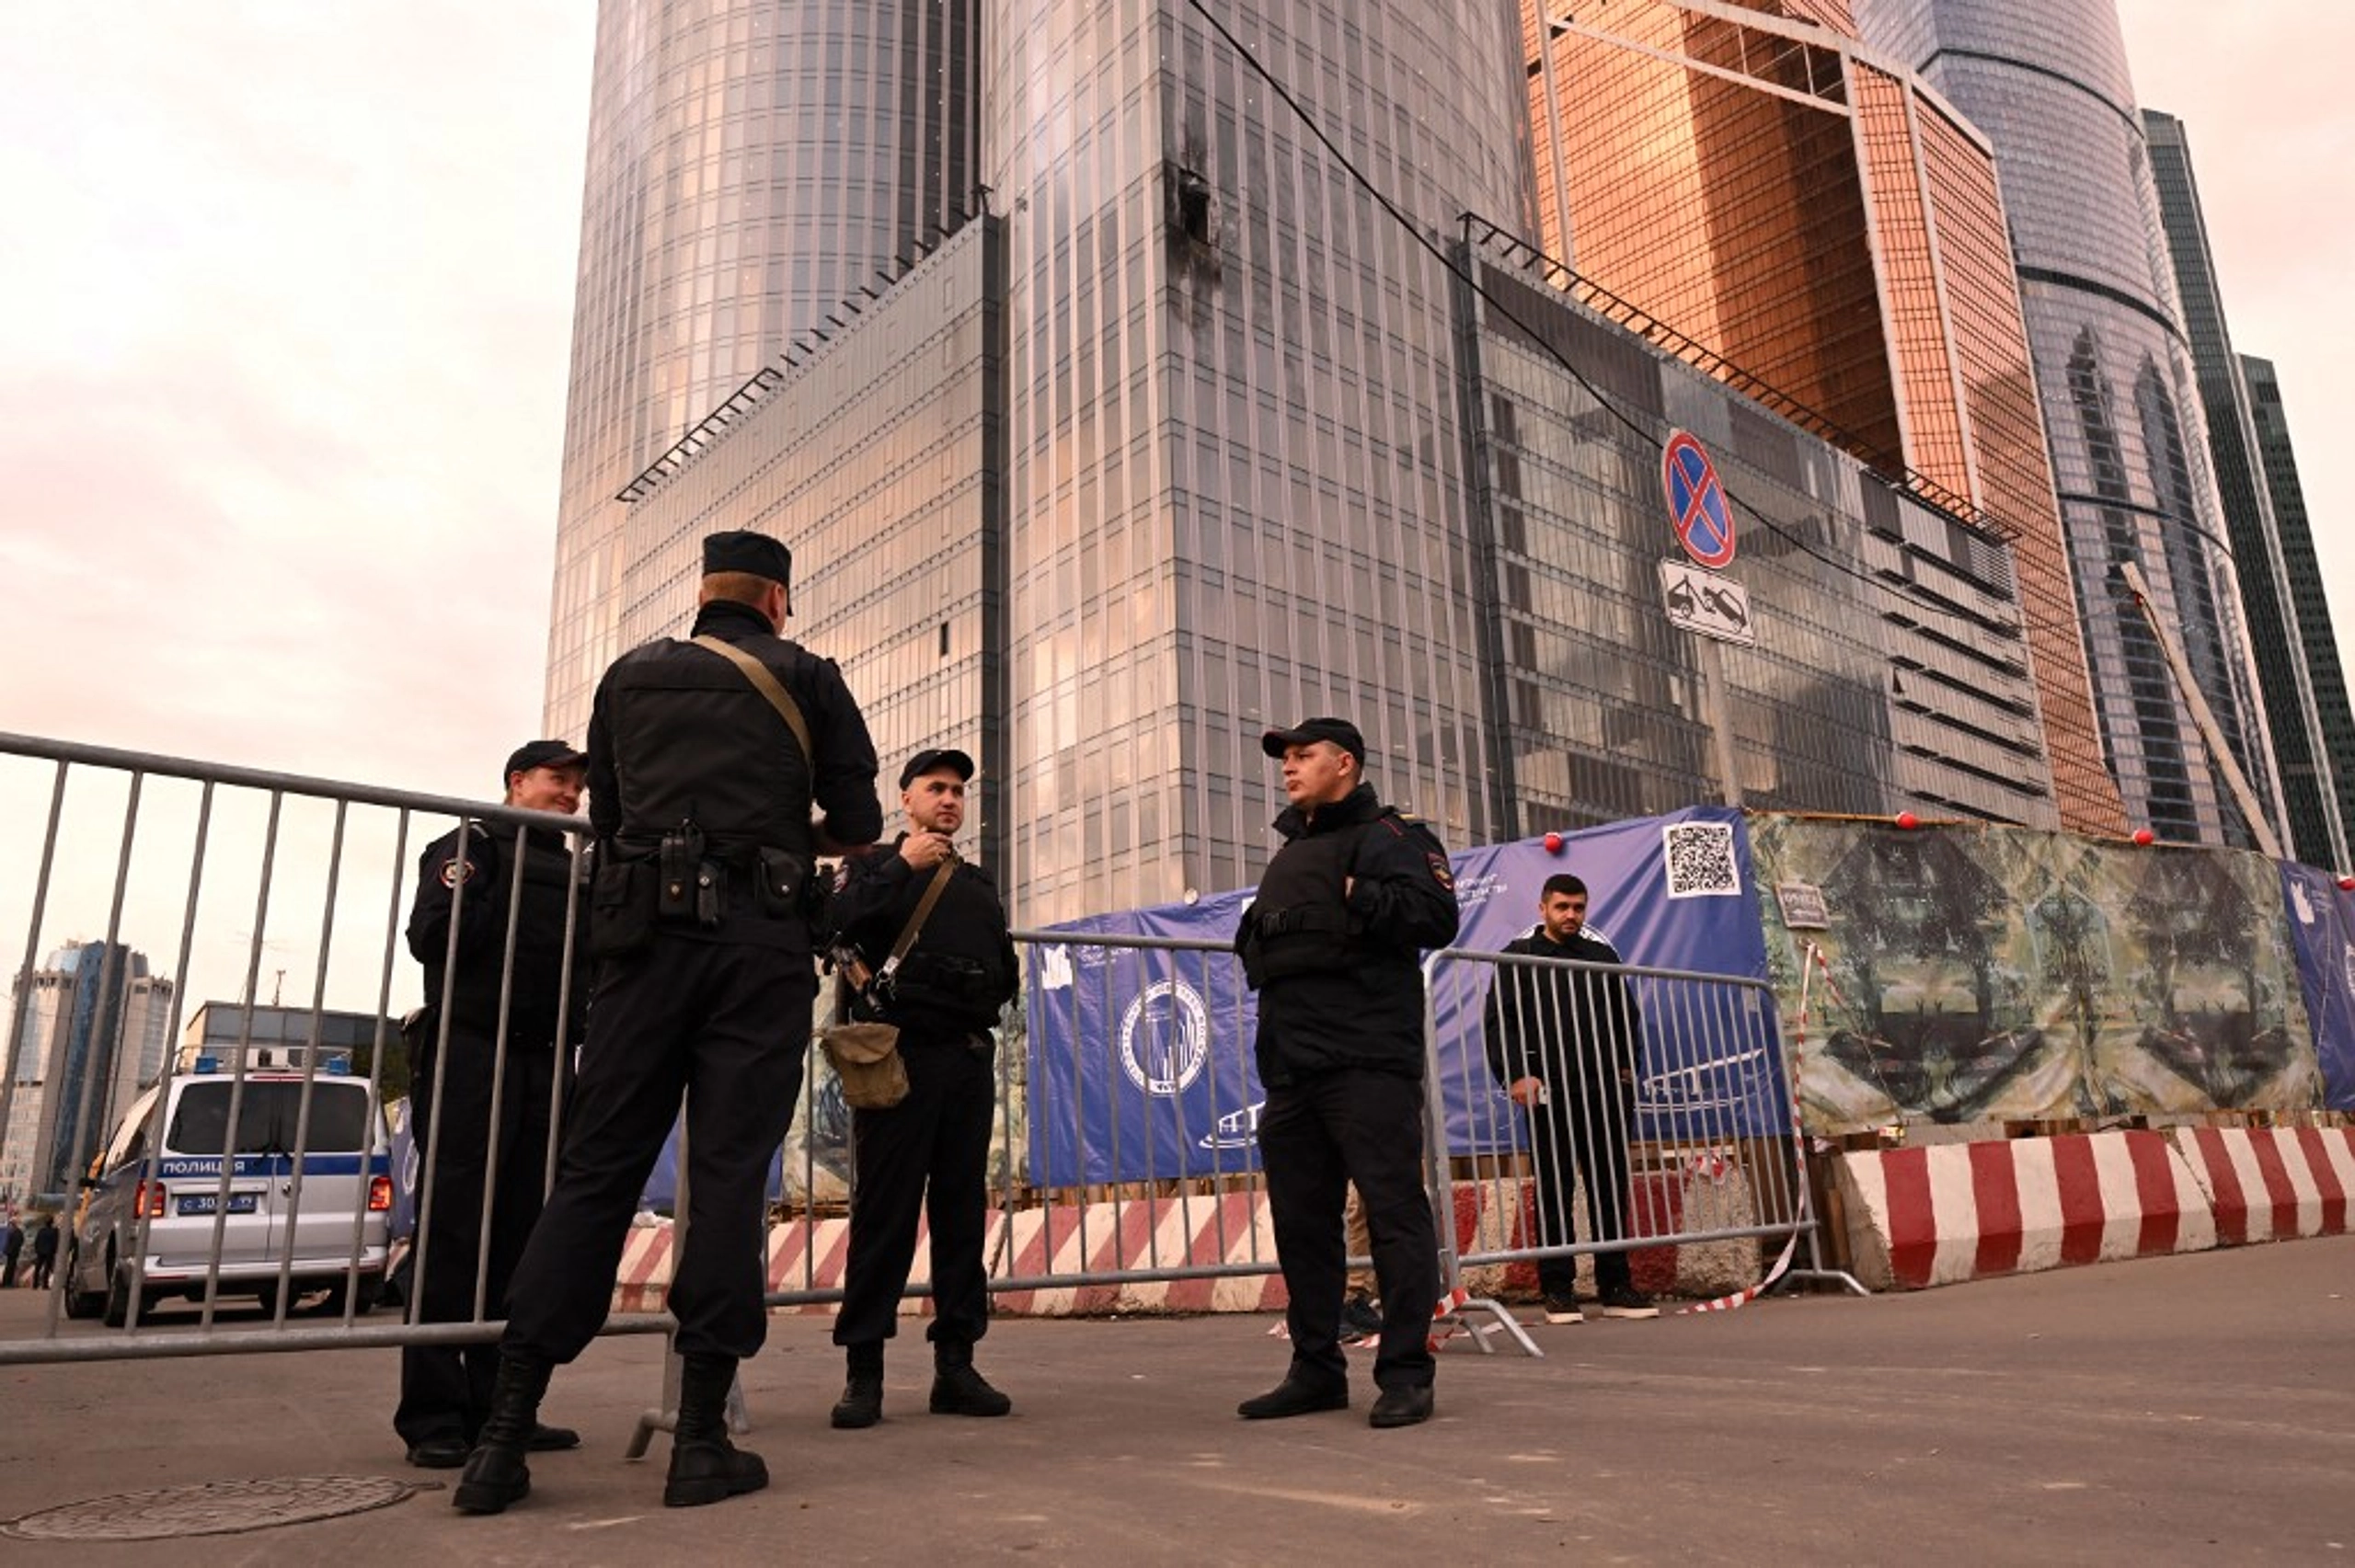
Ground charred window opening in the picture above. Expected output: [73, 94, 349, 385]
[1172, 164, 1212, 245]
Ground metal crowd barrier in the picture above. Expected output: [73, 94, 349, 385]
[1428, 946, 1859, 1318]
[0, 729, 1853, 1375]
[0, 730, 648, 1366]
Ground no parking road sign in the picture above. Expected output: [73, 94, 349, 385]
[1662, 429, 1736, 570]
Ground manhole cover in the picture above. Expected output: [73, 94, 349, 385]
[3, 1475, 416, 1541]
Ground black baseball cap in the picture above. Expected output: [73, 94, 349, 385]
[1261, 716, 1365, 763]
[899, 747, 976, 791]
[504, 739, 586, 784]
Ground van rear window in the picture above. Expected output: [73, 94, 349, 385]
[166, 1082, 373, 1156]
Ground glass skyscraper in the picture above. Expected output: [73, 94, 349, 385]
[1522, 0, 2121, 835]
[546, 0, 981, 738]
[3, 943, 171, 1201]
[1855, 0, 2286, 851]
[2245, 356, 2355, 868]
[557, 0, 2096, 927]
[979, 0, 1534, 916]
[2145, 109, 2345, 869]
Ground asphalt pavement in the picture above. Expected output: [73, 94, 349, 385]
[0, 1236, 2349, 1564]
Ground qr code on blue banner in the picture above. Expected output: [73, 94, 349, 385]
[1662, 821, 1740, 898]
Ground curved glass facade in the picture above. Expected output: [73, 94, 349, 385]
[1523, 0, 2121, 833]
[1856, 0, 2284, 849]
[546, 0, 980, 738]
[983, 0, 1534, 919]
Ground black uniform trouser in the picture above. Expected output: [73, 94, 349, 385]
[833, 1030, 996, 1354]
[1526, 1089, 1637, 1298]
[501, 937, 813, 1366]
[395, 1033, 556, 1445]
[1259, 1067, 1439, 1393]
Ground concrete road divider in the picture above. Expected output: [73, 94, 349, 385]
[2168, 1125, 2355, 1245]
[1836, 1130, 2216, 1290]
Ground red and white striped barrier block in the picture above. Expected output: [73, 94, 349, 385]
[1836, 1130, 2216, 1291]
[2169, 1125, 2355, 1246]
[610, 1196, 1287, 1320]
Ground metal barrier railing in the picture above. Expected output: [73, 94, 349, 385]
[0, 730, 626, 1365]
[0, 729, 1855, 1373]
[1428, 946, 1832, 1312]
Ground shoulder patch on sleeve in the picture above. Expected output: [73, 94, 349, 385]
[438, 857, 478, 889]
[1426, 852, 1455, 891]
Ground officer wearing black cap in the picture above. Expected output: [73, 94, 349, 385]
[396, 739, 591, 1469]
[822, 745, 1017, 1430]
[1233, 715, 1458, 1430]
[457, 529, 881, 1515]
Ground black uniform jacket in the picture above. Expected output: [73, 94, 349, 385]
[586, 597, 881, 951]
[408, 822, 589, 1046]
[827, 838, 1018, 1039]
[1235, 783, 1460, 1084]
[1482, 925, 1643, 1101]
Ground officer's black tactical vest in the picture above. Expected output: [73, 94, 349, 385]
[1242, 816, 1390, 987]
[603, 635, 817, 860]
[429, 826, 584, 1039]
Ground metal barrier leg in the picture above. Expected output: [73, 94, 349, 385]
[1784, 1216, 1869, 1298]
[1419, 981, 1543, 1360]
[626, 1109, 753, 1459]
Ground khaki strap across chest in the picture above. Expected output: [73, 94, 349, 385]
[691, 634, 812, 763]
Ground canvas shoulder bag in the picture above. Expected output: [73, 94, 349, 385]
[821, 857, 956, 1110]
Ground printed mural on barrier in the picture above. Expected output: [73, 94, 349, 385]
[1025, 806, 1785, 1187]
[1752, 817, 2319, 1135]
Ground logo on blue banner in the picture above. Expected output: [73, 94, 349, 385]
[1120, 979, 1210, 1095]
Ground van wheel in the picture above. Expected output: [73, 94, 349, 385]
[102, 1267, 134, 1329]
[63, 1247, 105, 1321]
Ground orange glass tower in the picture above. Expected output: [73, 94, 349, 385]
[1524, 0, 2124, 835]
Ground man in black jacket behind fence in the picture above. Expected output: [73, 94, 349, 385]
[824, 746, 1017, 1430]
[1483, 874, 1656, 1324]
[1234, 716, 1460, 1429]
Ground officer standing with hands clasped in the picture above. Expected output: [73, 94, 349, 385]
[824, 746, 1018, 1429]
[1234, 716, 1460, 1429]
[396, 739, 592, 1469]
[455, 529, 880, 1515]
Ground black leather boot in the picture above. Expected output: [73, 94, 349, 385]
[832, 1342, 884, 1430]
[453, 1352, 552, 1515]
[929, 1340, 1012, 1417]
[664, 1354, 768, 1507]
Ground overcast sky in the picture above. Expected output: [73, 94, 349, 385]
[1, 3, 2349, 1016]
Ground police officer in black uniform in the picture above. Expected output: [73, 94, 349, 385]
[396, 739, 592, 1468]
[824, 746, 1018, 1429]
[455, 530, 880, 1515]
[1234, 716, 1459, 1429]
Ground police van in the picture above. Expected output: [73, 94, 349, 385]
[64, 1057, 393, 1326]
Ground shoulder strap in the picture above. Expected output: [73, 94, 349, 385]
[876, 859, 958, 980]
[690, 634, 812, 764]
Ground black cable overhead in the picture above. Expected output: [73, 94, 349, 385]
[1178, 0, 1949, 604]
